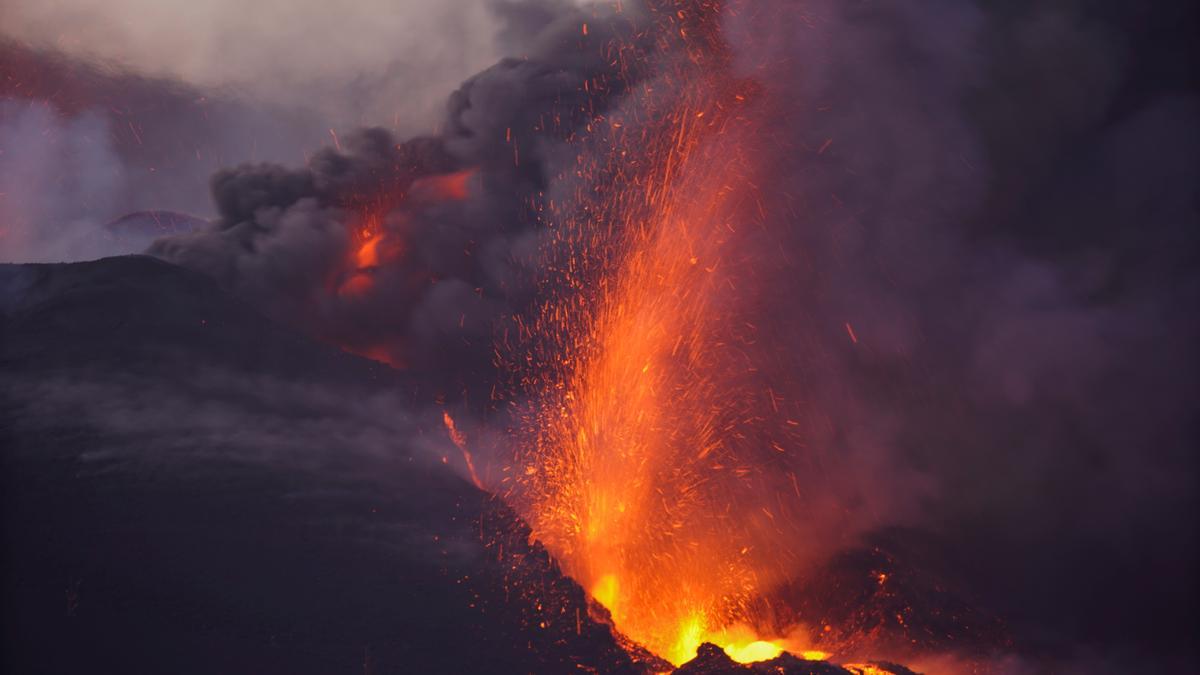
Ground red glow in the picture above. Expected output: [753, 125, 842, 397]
[356, 233, 384, 269]
[411, 168, 476, 202]
[504, 1, 824, 665]
[327, 168, 475, 364]
[337, 271, 374, 298]
[353, 343, 405, 369]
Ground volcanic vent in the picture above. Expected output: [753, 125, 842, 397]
[129, 0, 1003, 670]
[50, 0, 1188, 670]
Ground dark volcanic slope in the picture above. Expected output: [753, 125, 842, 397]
[0, 256, 639, 674]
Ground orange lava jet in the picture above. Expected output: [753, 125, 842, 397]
[443, 410, 484, 490]
[507, 1, 822, 666]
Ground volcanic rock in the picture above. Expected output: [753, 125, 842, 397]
[0, 256, 641, 674]
[0, 256, 928, 674]
[671, 642, 918, 675]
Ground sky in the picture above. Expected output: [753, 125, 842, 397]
[0, 0, 501, 131]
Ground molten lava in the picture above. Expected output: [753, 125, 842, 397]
[507, 1, 824, 666]
[444, 411, 484, 490]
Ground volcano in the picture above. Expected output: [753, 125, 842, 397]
[0, 256, 942, 673]
[3, 0, 1197, 671]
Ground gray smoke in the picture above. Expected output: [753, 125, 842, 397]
[0, 38, 333, 262]
[0, 101, 126, 261]
[148, 0, 649, 392]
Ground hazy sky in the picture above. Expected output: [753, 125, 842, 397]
[0, 0, 502, 130]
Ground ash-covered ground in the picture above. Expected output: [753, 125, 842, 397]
[2, 256, 937, 674]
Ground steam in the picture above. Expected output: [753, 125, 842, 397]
[0, 0, 501, 133]
[0, 37, 338, 262]
[0, 101, 126, 261]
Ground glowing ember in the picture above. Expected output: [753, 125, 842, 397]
[443, 411, 484, 490]
[507, 1, 826, 666]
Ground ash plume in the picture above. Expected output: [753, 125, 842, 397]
[148, 1, 1196, 668]
[149, 0, 647, 392]
[723, 0, 1198, 668]
[10, 0, 1193, 670]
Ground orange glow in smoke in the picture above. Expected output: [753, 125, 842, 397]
[337, 218, 388, 299]
[332, 168, 475, 364]
[412, 168, 475, 201]
[335, 168, 474, 300]
[356, 343, 405, 369]
[338, 271, 374, 298]
[356, 233, 384, 269]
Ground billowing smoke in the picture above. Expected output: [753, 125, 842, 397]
[10, 0, 1195, 671]
[0, 6, 503, 265]
[151, 0, 1196, 667]
[721, 0, 1198, 668]
[149, 0, 649, 392]
[0, 38, 330, 262]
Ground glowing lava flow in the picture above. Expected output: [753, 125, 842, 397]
[508, 1, 822, 666]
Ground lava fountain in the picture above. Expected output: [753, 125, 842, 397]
[507, 1, 824, 665]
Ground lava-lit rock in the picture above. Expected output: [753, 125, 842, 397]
[0, 257, 930, 675]
[670, 642, 918, 675]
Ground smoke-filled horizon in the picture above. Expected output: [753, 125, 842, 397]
[0, 0, 504, 264]
[2, 0, 1196, 671]
[0, 0, 502, 131]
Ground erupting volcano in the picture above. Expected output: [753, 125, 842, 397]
[4, 0, 1196, 672]
[506, 1, 836, 666]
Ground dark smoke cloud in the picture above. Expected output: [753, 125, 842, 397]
[53, 0, 1199, 670]
[150, 130, 460, 369]
[722, 0, 1197, 668]
[149, 0, 649, 393]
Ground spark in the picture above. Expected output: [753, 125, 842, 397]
[505, 0, 829, 665]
